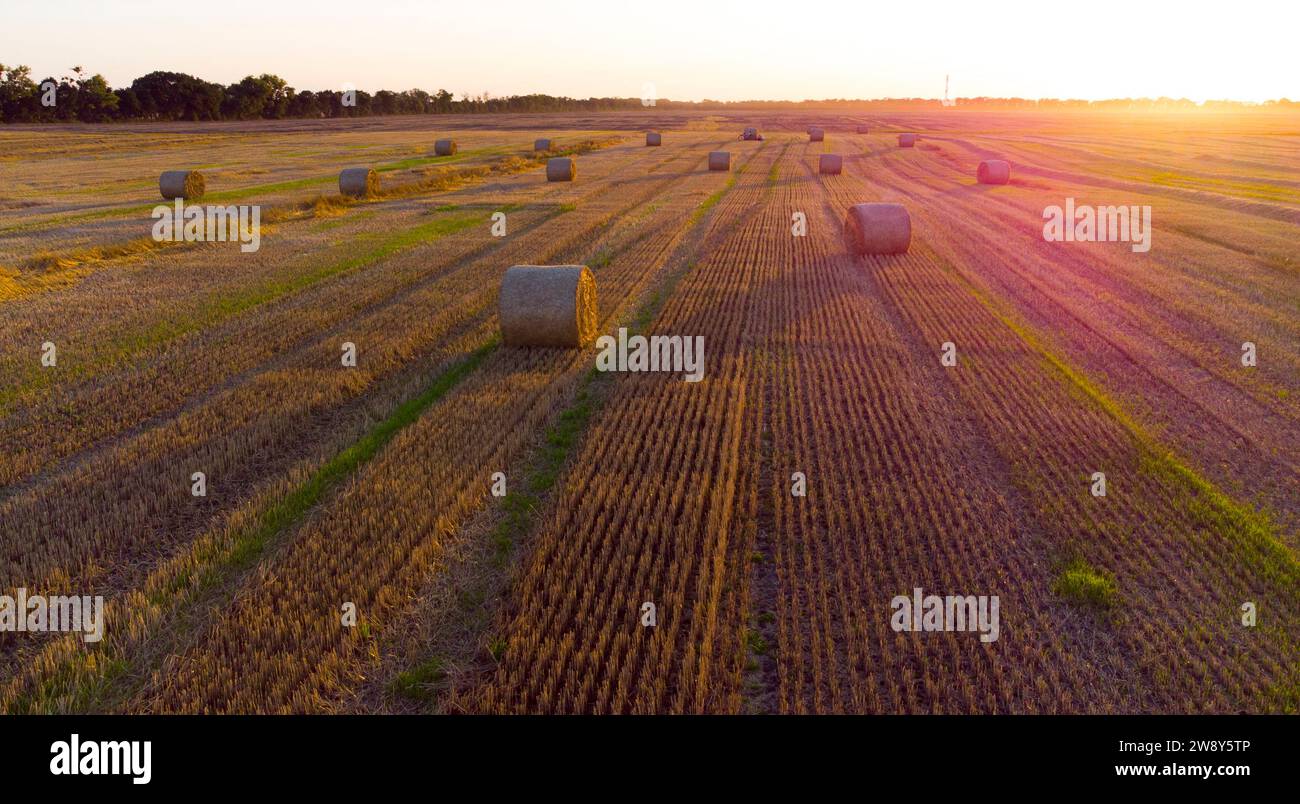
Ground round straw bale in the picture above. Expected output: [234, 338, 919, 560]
[546, 157, 576, 182]
[708, 151, 731, 171]
[843, 203, 911, 255]
[898, 133, 917, 147]
[646, 131, 662, 146]
[856, 125, 870, 134]
[977, 159, 1011, 185]
[819, 154, 843, 175]
[534, 138, 553, 151]
[159, 170, 205, 200]
[338, 167, 379, 197]
[499, 265, 598, 348]
[742, 127, 758, 140]
[809, 127, 825, 142]
[434, 139, 458, 156]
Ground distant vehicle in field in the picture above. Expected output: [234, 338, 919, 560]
[740, 127, 763, 141]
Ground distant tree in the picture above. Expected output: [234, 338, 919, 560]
[51, 66, 85, 121]
[4, 61, 1297, 124]
[31, 75, 62, 122]
[287, 89, 321, 118]
[372, 89, 398, 115]
[0, 63, 39, 122]
[401, 89, 431, 114]
[341, 90, 371, 117]
[113, 86, 142, 118]
[74, 71, 118, 122]
[130, 71, 223, 120]
[20, 68, 92, 123]
[314, 89, 342, 117]
[223, 74, 293, 119]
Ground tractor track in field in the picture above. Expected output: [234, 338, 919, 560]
[442, 132, 1300, 714]
[862, 147, 1300, 535]
[4, 113, 1298, 715]
[345, 143, 780, 715]
[0, 138, 711, 502]
[129, 140, 775, 714]
[757, 143, 1122, 712]
[925, 134, 1300, 226]
[0, 136, 739, 688]
[826, 150, 1294, 707]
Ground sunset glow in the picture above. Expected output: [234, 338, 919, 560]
[4, 0, 1296, 102]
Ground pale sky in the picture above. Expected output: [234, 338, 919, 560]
[3, 0, 1296, 102]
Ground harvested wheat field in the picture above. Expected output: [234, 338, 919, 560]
[0, 108, 1297, 718]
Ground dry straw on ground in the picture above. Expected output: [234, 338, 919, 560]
[546, 157, 576, 182]
[338, 167, 379, 197]
[843, 202, 912, 255]
[159, 170, 205, 200]
[498, 264, 598, 347]
[7, 114, 1297, 718]
[977, 159, 1011, 185]
[708, 151, 731, 171]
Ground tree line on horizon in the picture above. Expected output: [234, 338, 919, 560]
[1, 65, 1294, 124]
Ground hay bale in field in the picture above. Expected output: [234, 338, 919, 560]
[546, 157, 576, 182]
[977, 159, 1011, 185]
[898, 133, 917, 147]
[534, 138, 553, 151]
[809, 127, 825, 142]
[434, 139, 458, 156]
[741, 127, 760, 141]
[819, 154, 843, 175]
[499, 265, 598, 348]
[708, 151, 731, 171]
[646, 131, 662, 146]
[159, 170, 205, 200]
[843, 203, 911, 255]
[338, 167, 379, 197]
[856, 125, 870, 134]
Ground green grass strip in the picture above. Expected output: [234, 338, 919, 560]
[9, 338, 500, 714]
[691, 170, 739, 226]
[936, 250, 1299, 584]
[217, 338, 498, 578]
[0, 211, 485, 417]
[377, 145, 509, 173]
[391, 148, 759, 705]
[1, 143, 525, 234]
[487, 146, 759, 561]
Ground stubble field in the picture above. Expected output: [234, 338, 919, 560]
[1, 109, 1296, 713]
